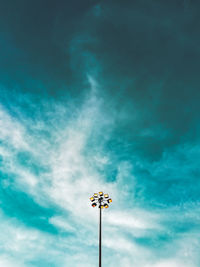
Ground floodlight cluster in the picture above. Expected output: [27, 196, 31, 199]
[90, 192, 112, 209]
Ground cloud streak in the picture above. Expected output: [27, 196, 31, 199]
[0, 78, 199, 266]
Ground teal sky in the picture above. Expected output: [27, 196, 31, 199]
[0, 0, 200, 266]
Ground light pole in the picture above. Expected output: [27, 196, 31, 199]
[90, 192, 112, 267]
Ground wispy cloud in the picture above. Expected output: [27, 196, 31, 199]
[0, 77, 199, 266]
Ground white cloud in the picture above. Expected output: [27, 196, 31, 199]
[0, 85, 199, 266]
[145, 259, 195, 267]
[0, 105, 28, 150]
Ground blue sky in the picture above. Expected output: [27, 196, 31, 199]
[0, 0, 200, 266]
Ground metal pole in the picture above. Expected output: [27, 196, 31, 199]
[99, 201, 102, 267]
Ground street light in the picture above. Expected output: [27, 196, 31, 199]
[90, 192, 112, 267]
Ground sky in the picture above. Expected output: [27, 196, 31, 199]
[0, 0, 200, 266]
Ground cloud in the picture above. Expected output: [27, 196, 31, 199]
[0, 81, 199, 266]
[0, 0, 199, 265]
